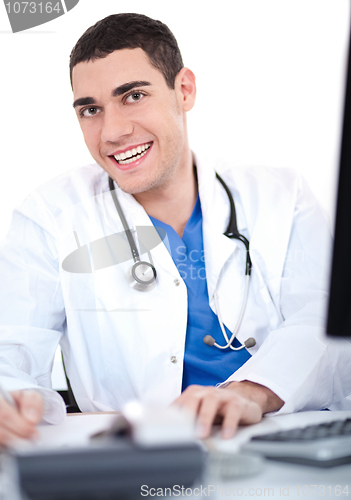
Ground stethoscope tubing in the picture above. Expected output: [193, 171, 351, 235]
[213, 275, 250, 351]
[109, 176, 157, 289]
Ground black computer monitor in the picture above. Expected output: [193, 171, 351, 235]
[327, 22, 351, 338]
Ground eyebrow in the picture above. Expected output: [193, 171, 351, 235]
[111, 80, 151, 97]
[73, 97, 96, 108]
[73, 81, 151, 108]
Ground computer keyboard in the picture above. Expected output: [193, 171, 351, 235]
[241, 418, 351, 467]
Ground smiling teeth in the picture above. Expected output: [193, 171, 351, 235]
[114, 143, 151, 164]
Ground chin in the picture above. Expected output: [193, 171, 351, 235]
[116, 170, 170, 196]
[111, 176, 152, 195]
[119, 181, 157, 195]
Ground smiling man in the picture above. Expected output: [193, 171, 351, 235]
[71, 46, 197, 237]
[0, 13, 350, 446]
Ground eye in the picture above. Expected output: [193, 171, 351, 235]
[124, 91, 146, 104]
[80, 107, 101, 118]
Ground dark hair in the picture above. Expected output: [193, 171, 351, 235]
[69, 13, 184, 89]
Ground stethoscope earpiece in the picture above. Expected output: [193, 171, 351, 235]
[203, 334, 256, 350]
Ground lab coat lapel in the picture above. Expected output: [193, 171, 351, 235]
[196, 156, 240, 304]
[232, 167, 298, 305]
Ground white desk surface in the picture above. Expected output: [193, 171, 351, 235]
[10, 410, 351, 499]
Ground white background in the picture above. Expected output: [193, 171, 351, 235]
[0, 0, 350, 243]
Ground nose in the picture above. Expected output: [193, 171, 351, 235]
[101, 105, 134, 143]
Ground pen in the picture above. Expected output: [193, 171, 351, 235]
[0, 384, 16, 407]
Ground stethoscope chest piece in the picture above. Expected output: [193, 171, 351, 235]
[127, 261, 157, 292]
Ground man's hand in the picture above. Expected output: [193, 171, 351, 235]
[0, 390, 44, 446]
[175, 381, 284, 439]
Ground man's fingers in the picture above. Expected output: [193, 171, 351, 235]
[177, 386, 232, 439]
[176, 383, 271, 441]
[0, 390, 44, 447]
[0, 425, 25, 447]
[195, 393, 222, 439]
[14, 390, 44, 424]
[220, 402, 242, 439]
[174, 385, 205, 416]
[0, 396, 38, 440]
[221, 399, 262, 439]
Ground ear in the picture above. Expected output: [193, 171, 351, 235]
[175, 67, 196, 112]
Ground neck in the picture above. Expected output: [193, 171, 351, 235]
[133, 150, 197, 238]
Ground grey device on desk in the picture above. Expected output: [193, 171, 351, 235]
[5, 413, 205, 500]
[242, 12, 351, 468]
[6, 440, 204, 500]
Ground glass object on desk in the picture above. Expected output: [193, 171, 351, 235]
[204, 437, 265, 480]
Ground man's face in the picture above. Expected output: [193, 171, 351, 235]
[72, 48, 193, 195]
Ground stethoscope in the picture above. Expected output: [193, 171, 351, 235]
[109, 176, 157, 292]
[109, 174, 256, 351]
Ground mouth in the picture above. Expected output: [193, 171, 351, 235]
[112, 142, 152, 165]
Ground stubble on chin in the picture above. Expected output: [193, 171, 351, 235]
[113, 161, 177, 196]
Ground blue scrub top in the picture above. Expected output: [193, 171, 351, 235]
[150, 196, 251, 390]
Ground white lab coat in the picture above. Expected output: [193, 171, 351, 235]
[0, 155, 350, 424]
